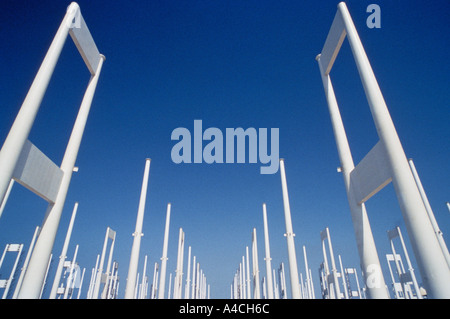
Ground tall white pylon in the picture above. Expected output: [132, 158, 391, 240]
[279, 159, 301, 299]
[16, 3, 104, 297]
[316, 2, 450, 298]
[262, 203, 274, 299]
[158, 203, 171, 299]
[124, 158, 151, 299]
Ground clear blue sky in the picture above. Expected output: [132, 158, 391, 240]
[0, 0, 449, 299]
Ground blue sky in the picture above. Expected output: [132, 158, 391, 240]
[0, 0, 449, 299]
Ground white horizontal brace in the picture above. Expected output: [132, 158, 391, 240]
[69, 9, 101, 75]
[350, 140, 392, 204]
[319, 10, 346, 76]
[12, 140, 63, 204]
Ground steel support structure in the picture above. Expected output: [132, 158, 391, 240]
[8, 2, 105, 298]
[316, 2, 450, 298]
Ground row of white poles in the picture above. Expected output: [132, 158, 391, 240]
[121, 158, 210, 299]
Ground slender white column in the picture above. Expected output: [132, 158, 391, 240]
[49, 202, 78, 299]
[185, 246, 191, 299]
[18, 54, 105, 299]
[63, 244, 79, 299]
[395, 227, 422, 299]
[338, 2, 450, 298]
[241, 255, 246, 299]
[303, 246, 312, 299]
[325, 228, 341, 299]
[174, 228, 185, 298]
[262, 203, 274, 299]
[92, 228, 111, 299]
[252, 228, 261, 299]
[245, 246, 251, 299]
[191, 256, 196, 299]
[12, 226, 40, 299]
[124, 158, 151, 299]
[140, 255, 148, 299]
[408, 159, 450, 268]
[316, 53, 388, 299]
[279, 159, 301, 298]
[338, 255, 349, 299]
[158, 203, 172, 299]
[0, 3, 79, 207]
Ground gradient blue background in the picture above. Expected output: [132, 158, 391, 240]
[0, 0, 448, 299]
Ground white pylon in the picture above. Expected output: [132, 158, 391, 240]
[12, 3, 104, 298]
[262, 203, 274, 299]
[124, 158, 151, 299]
[173, 228, 185, 299]
[279, 159, 301, 299]
[316, 2, 450, 298]
[158, 203, 172, 299]
[245, 246, 251, 299]
[185, 246, 191, 299]
[320, 227, 341, 299]
[252, 228, 261, 299]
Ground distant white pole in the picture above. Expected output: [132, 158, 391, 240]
[195, 262, 200, 299]
[87, 254, 99, 299]
[124, 158, 151, 299]
[12, 226, 40, 299]
[50, 202, 78, 299]
[241, 255, 247, 299]
[303, 246, 312, 299]
[408, 159, 450, 268]
[77, 268, 86, 299]
[63, 244, 79, 299]
[279, 159, 301, 299]
[245, 246, 251, 298]
[140, 255, 148, 299]
[279, 263, 287, 299]
[191, 256, 196, 299]
[262, 203, 274, 299]
[252, 228, 261, 299]
[338, 2, 450, 298]
[338, 255, 349, 299]
[185, 246, 192, 299]
[92, 227, 111, 299]
[100, 230, 116, 299]
[326, 227, 341, 299]
[0, 3, 79, 208]
[174, 228, 185, 298]
[158, 203, 172, 299]
[396, 226, 422, 299]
